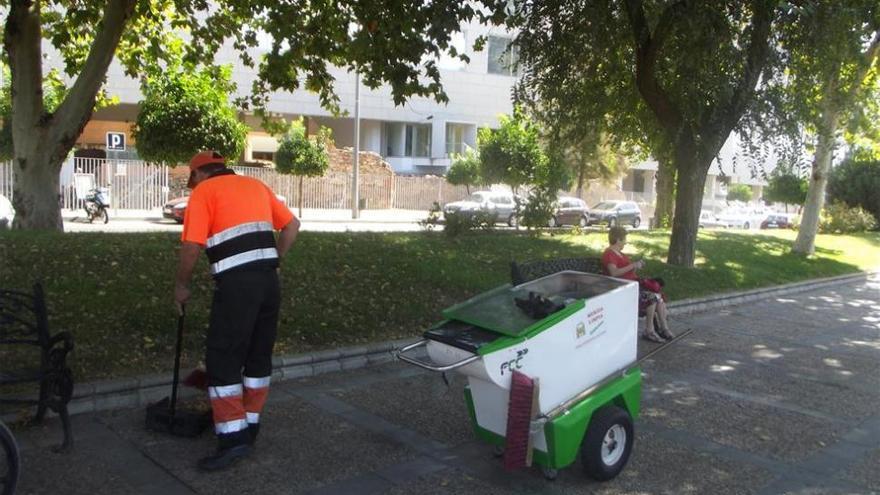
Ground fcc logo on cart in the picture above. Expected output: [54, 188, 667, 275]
[500, 348, 528, 375]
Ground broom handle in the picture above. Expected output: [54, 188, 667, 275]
[170, 306, 185, 417]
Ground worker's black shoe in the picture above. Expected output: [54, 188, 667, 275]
[247, 423, 260, 445]
[197, 444, 252, 472]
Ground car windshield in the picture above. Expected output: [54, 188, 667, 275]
[465, 193, 488, 202]
[593, 202, 618, 210]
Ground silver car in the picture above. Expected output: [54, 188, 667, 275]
[699, 210, 730, 229]
[587, 200, 642, 228]
[443, 191, 520, 226]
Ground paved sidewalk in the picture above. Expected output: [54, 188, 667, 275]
[9, 276, 880, 494]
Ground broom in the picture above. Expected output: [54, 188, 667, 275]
[503, 370, 540, 470]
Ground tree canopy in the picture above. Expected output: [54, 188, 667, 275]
[446, 148, 482, 194]
[4, 0, 502, 229]
[132, 64, 247, 165]
[510, 0, 780, 266]
[765, 1, 880, 254]
[275, 119, 330, 178]
[763, 168, 807, 207]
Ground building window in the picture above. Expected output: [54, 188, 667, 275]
[446, 123, 470, 155]
[488, 36, 518, 76]
[252, 151, 275, 162]
[632, 170, 646, 193]
[384, 122, 431, 157]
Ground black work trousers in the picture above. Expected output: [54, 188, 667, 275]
[206, 268, 281, 387]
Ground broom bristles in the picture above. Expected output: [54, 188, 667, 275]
[503, 370, 538, 470]
[182, 368, 208, 390]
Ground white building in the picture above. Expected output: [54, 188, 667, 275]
[67, 19, 772, 217]
[77, 20, 519, 175]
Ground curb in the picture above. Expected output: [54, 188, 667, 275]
[3, 271, 874, 421]
[665, 271, 873, 316]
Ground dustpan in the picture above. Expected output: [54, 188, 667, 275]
[145, 307, 211, 437]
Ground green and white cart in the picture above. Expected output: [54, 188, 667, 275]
[397, 271, 643, 481]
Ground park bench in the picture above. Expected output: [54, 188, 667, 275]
[0, 283, 74, 451]
[510, 257, 604, 286]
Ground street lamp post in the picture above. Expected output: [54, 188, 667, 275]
[351, 71, 361, 219]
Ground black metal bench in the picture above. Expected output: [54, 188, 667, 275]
[510, 257, 604, 286]
[0, 283, 74, 451]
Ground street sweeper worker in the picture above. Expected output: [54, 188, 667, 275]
[173, 150, 300, 472]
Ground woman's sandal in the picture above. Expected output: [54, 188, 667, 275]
[641, 331, 665, 343]
[657, 327, 675, 340]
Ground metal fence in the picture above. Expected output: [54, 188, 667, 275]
[1, 159, 649, 214]
[0, 160, 12, 200]
[232, 167, 471, 211]
[1, 158, 171, 210]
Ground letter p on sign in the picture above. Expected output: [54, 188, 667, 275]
[106, 132, 126, 151]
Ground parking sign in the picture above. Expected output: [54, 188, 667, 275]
[106, 132, 126, 151]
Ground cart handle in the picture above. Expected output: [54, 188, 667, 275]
[394, 340, 482, 372]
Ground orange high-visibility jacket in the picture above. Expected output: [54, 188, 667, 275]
[182, 173, 294, 275]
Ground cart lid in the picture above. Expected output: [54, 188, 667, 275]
[423, 320, 503, 353]
[441, 284, 571, 336]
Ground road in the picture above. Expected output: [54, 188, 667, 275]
[8, 276, 880, 494]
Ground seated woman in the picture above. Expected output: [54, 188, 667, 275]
[601, 226, 673, 343]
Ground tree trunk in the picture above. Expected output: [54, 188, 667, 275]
[575, 165, 585, 199]
[298, 175, 304, 218]
[4, 0, 135, 230]
[666, 149, 713, 268]
[11, 147, 63, 230]
[793, 104, 838, 255]
[652, 157, 676, 228]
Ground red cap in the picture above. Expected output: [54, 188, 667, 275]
[189, 151, 226, 171]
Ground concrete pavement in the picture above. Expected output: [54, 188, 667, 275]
[61, 208, 431, 233]
[8, 276, 880, 494]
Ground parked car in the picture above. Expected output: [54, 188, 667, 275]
[698, 210, 730, 229]
[0, 194, 14, 229]
[587, 200, 642, 228]
[716, 206, 770, 230]
[443, 191, 520, 226]
[548, 196, 590, 227]
[760, 213, 795, 229]
[163, 194, 288, 223]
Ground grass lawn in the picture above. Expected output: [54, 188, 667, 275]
[0, 228, 877, 382]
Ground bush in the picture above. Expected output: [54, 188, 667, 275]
[419, 202, 443, 231]
[727, 183, 753, 202]
[819, 202, 877, 234]
[446, 149, 482, 192]
[519, 186, 556, 229]
[828, 159, 880, 224]
[443, 210, 497, 237]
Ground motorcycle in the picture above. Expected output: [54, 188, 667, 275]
[84, 187, 110, 224]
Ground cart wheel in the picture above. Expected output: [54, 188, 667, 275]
[581, 405, 633, 481]
[541, 467, 558, 481]
[492, 445, 505, 458]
